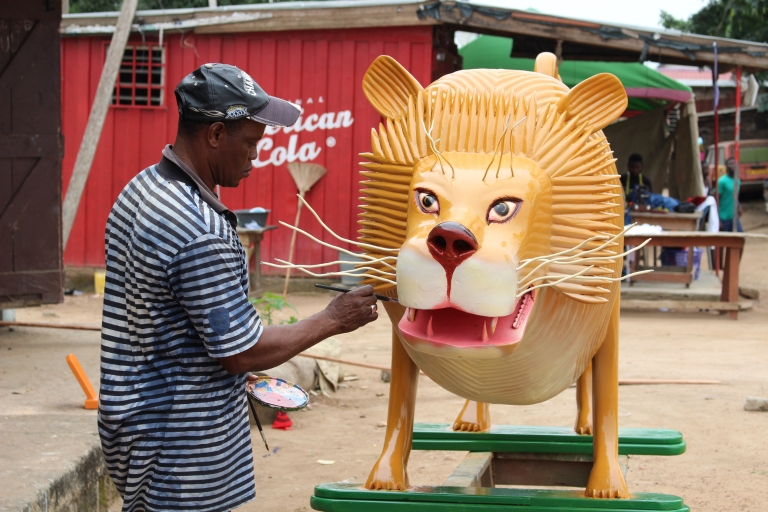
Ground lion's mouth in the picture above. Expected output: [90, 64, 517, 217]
[398, 289, 535, 350]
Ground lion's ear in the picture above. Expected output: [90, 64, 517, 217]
[534, 52, 560, 80]
[556, 73, 627, 132]
[362, 55, 424, 119]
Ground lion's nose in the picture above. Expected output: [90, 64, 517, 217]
[427, 222, 478, 271]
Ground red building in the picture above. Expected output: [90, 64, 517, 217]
[61, 2, 768, 273]
[60, 5, 451, 271]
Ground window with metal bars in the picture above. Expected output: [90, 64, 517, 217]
[108, 43, 165, 107]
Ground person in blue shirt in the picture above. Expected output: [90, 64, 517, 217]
[718, 158, 743, 232]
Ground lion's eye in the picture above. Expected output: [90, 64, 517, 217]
[416, 191, 439, 214]
[488, 199, 520, 224]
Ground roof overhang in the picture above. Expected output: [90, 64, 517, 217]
[60, 0, 768, 72]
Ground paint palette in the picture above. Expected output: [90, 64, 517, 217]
[246, 376, 309, 411]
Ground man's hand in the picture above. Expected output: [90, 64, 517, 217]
[325, 285, 378, 333]
[219, 286, 380, 374]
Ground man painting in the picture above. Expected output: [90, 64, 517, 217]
[98, 64, 378, 511]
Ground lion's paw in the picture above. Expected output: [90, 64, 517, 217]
[365, 460, 409, 491]
[453, 421, 482, 432]
[585, 460, 628, 499]
[366, 478, 408, 491]
[584, 488, 626, 499]
[574, 424, 593, 435]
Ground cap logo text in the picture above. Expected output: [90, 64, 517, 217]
[242, 72, 258, 96]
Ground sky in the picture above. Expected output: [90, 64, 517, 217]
[467, 0, 708, 30]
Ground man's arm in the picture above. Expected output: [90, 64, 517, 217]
[218, 286, 377, 374]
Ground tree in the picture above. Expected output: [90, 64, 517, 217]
[660, 0, 768, 44]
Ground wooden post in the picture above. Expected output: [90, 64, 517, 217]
[61, 0, 138, 248]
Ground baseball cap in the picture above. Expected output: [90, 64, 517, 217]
[174, 63, 301, 127]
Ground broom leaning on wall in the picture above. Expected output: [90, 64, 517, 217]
[283, 162, 327, 296]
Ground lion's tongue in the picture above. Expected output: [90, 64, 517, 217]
[398, 291, 534, 348]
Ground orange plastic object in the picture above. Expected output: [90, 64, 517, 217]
[65, 353, 99, 409]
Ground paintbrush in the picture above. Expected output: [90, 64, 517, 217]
[314, 284, 398, 303]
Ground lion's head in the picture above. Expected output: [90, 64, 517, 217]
[357, 54, 629, 361]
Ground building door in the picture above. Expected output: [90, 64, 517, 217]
[0, 0, 63, 308]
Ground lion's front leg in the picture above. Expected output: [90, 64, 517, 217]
[574, 361, 593, 435]
[365, 326, 419, 490]
[585, 299, 628, 498]
[453, 400, 491, 432]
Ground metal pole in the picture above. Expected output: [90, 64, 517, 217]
[733, 66, 741, 232]
[713, 42, 719, 205]
[61, 0, 139, 248]
[712, 42, 721, 274]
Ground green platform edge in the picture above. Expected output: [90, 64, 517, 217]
[311, 484, 690, 512]
[411, 424, 686, 456]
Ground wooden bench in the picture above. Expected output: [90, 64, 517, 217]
[311, 424, 689, 511]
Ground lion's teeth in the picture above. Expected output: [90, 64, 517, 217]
[490, 317, 498, 334]
[426, 316, 434, 338]
[481, 321, 489, 342]
[408, 308, 416, 322]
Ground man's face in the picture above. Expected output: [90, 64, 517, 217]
[213, 120, 266, 187]
[627, 161, 642, 176]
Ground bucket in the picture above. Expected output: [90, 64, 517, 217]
[662, 248, 702, 280]
[337, 251, 365, 286]
[94, 270, 106, 295]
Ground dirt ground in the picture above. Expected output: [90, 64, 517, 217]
[10, 202, 768, 512]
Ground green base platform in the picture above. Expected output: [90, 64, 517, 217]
[311, 425, 688, 511]
[311, 484, 690, 512]
[412, 423, 686, 456]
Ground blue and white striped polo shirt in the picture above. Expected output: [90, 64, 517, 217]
[98, 145, 262, 512]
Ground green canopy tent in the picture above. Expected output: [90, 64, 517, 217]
[459, 34, 693, 115]
[459, 35, 704, 200]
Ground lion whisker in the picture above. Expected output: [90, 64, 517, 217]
[294, 195, 400, 254]
[280, 266, 397, 285]
[546, 224, 637, 264]
[518, 233, 649, 285]
[516, 265, 594, 298]
[277, 222, 396, 264]
[421, 116, 455, 178]
[568, 269, 654, 283]
[517, 233, 613, 272]
[266, 259, 396, 277]
[265, 257, 397, 271]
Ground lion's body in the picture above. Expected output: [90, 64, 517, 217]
[402, 286, 616, 405]
[353, 54, 630, 497]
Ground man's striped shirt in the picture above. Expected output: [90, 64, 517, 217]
[98, 146, 261, 512]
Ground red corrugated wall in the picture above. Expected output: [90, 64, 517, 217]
[61, 26, 434, 271]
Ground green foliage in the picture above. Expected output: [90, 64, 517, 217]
[756, 93, 768, 112]
[249, 292, 298, 326]
[69, 0, 297, 14]
[659, 10, 691, 31]
[659, 1, 768, 43]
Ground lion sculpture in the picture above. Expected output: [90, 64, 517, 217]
[271, 53, 640, 498]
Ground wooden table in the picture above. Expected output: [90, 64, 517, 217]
[236, 225, 277, 297]
[624, 232, 762, 319]
[629, 211, 704, 231]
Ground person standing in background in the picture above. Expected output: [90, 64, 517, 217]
[718, 157, 743, 232]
